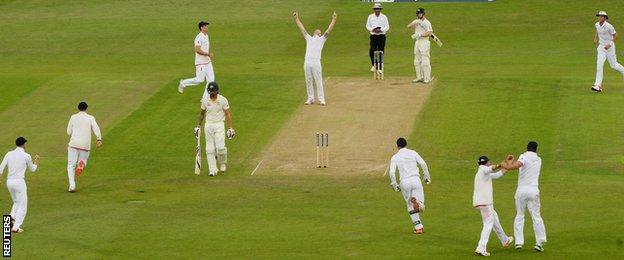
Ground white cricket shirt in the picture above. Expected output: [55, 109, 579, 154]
[595, 21, 616, 45]
[388, 148, 430, 186]
[517, 151, 542, 189]
[304, 34, 327, 62]
[67, 111, 102, 151]
[366, 13, 390, 35]
[412, 18, 433, 41]
[473, 165, 504, 207]
[0, 147, 37, 180]
[200, 94, 230, 124]
[194, 32, 211, 65]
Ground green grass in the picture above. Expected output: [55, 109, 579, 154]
[0, 0, 623, 258]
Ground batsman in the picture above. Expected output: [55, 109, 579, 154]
[407, 7, 434, 84]
[195, 82, 235, 176]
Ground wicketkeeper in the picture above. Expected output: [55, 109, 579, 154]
[195, 82, 235, 176]
[388, 137, 430, 234]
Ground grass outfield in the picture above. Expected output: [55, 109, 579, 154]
[1, 0, 623, 258]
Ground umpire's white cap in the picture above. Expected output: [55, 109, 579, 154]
[596, 11, 608, 19]
[373, 3, 383, 9]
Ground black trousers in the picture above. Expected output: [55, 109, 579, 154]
[369, 34, 386, 65]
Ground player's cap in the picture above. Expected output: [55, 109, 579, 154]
[596, 11, 608, 19]
[372, 3, 383, 9]
[15, 137, 27, 147]
[477, 155, 489, 165]
[206, 82, 219, 93]
[416, 7, 425, 14]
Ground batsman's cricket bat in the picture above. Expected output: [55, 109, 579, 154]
[194, 129, 201, 175]
[431, 34, 443, 47]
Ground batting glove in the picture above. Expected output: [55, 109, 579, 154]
[391, 183, 401, 192]
[226, 128, 236, 139]
[194, 126, 201, 138]
[424, 178, 431, 185]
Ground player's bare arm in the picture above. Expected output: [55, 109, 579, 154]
[594, 32, 599, 44]
[195, 45, 211, 56]
[223, 108, 233, 129]
[407, 19, 420, 29]
[33, 154, 40, 165]
[324, 12, 337, 37]
[293, 12, 308, 37]
[197, 109, 207, 127]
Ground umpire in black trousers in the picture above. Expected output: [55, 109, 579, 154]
[366, 3, 390, 70]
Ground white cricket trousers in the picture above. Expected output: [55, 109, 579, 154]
[475, 205, 510, 252]
[400, 176, 425, 228]
[67, 147, 90, 190]
[181, 63, 215, 89]
[414, 40, 432, 82]
[304, 60, 325, 103]
[594, 44, 624, 86]
[514, 187, 547, 245]
[204, 121, 227, 175]
[7, 179, 27, 230]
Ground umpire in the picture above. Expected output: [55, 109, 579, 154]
[366, 3, 389, 72]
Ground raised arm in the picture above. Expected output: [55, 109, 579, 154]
[324, 12, 337, 37]
[293, 12, 308, 38]
[407, 19, 419, 29]
[27, 154, 39, 172]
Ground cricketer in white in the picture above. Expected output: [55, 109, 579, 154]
[592, 11, 624, 92]
[388, 137, 431, 234]
[472, 156, 514, 257]
[407, 7, 434, 84]
[0, 137, 40, 233]
[66, 102, 102, 192]
[293, 11, 337, 106]
[506, 141, 547, 252]
[196, 82, 234, 176]
[179, 21, 215, 94]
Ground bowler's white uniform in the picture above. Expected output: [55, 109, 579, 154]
[181, 32, 215, 90]
[594, 21, 624, 87]
[410, 18, 433, 82]
[0, 147, 38, 230]
[67, 111, 102, 190]
[303, 34, 327, 103]
[388, 148, 430, 229]
[473, 165, 512, 253]
[200, 94, 229, 175]
[514, 151, 547, 246]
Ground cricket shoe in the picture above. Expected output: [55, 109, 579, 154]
[414, 227, 424, 234]
[220, 164, 226, 172]
[515, 244, 523, 250]
[591, 85, 602, 93]
[502, 236, 514, 248]
[304, 99, 313, 105]
[319, 101, 326, 106]
[411, 79, 424, 83]
[208, 172, 217, 177]
[370, 66, 376, 72]
[534, 244, 544, 252]
[11, 228, 23, 233]
[75, 160, 85, 176]
[423, 77, 435, 84]
[474, 250, 490, 257]
[178, 80, 184, 94]
[69, 188, 76, 193]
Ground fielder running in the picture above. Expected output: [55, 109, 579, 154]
[473, 155, 514, 257]
[366, 3, 389, 72]
[293, 11, 337, 106]
[592, 11, 624, 92]
[388, 137, 430, 234]
[505, 141, 547, 252]
[195, 82, 235, 176]
[407, 8, 434, 84]
[179, 21, 215, 94]
[66, 102, 102, 192]
[0, 137, 40, 233]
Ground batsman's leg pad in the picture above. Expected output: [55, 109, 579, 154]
[217, 147, 228, 165]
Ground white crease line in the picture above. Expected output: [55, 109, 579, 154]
[250, 160, 264, 176]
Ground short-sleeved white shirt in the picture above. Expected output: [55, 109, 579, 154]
[413, 18, 433, 41]
[200, 94, 229, 124]
[473, 165, 504, 207]
[517, 151, 542, 188]
[595, 21, 616, 45]
[304, 34, 327, 62]
[194, 32, 211, 65]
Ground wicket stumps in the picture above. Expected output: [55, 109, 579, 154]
[315, 132, 329, 168]
[373, 51, 384, 80]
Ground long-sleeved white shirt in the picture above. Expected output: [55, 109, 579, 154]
[388, 148, 430, 186]
[366, 13, 389, 35]
[472, 165, 504, 207]
[67, 111, 102, 151]
[0, 147, 37, 180]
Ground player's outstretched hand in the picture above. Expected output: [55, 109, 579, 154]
[96, 140, 103, 148]
[332, 11, 337, 19]
[34, 154, 40, 165]
[293, 11, 298, 18]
